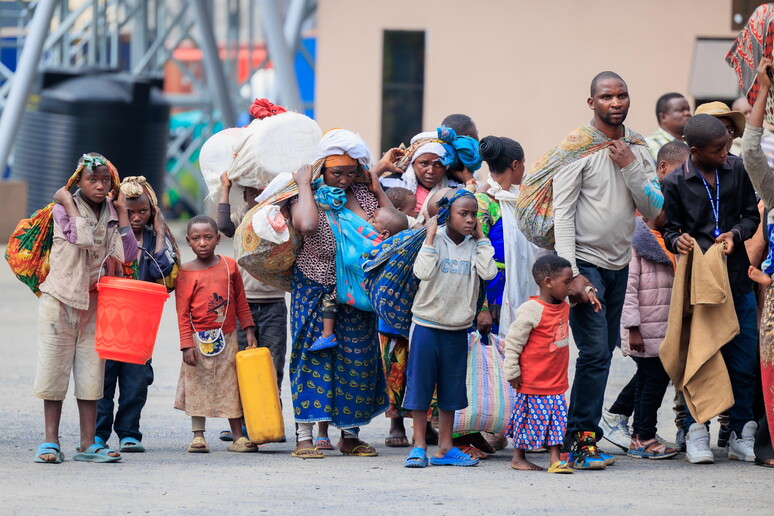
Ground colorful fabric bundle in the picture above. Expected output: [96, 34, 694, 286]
[327, 208, 380, 311]
[5, 154, 120, 295]
[726, 4, 774, 124]
[314, 182, 379, 311]
[515, 125, 645, 249]
[453, 332, 517, 435]
[234, 198, 302, 293]
[363, 227, 427, 337]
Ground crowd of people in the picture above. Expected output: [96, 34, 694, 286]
[24, 59, 774, 472]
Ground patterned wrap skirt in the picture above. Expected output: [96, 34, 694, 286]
[505, 392, 567, 450]
[289, 267, 388, 428]
[380, 333, 437, 420]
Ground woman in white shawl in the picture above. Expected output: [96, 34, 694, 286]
[476, 135, 539, 338]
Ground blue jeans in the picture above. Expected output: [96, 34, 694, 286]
[96, 360, 154, 442]
[564, 260, 629, 445]
[683, 291, 759, 436]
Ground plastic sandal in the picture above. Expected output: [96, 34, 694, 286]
[119, 437, 145, 453]
[73, 443, 122, 463]
[291, 447, 324, 459]
[340, 442, 378, 457]
[429, 447, 479, 467]
[309, 334, 338, 352]
[219, 430, 234, 442]
[627, 437, 678, 460]
[34, 442, 64, 464]
[314, 437, 334, 450]
[188, 436, 210, 453]
[227, 436, 258, 453]
[458, 444, 488, 459]
[547, 460, 574, 474]
[404, 447, 428, 468]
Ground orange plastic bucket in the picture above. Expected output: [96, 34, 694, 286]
[95, 276, 169, 364]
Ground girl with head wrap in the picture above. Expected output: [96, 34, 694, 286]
[95, 176, 179, 453]
[288, 129, 391, 458]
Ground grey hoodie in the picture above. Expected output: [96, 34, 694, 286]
[411, 226, 497, 331]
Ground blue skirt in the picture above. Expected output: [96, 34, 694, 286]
[289, 267, 389, 428]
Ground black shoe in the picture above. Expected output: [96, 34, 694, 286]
[718, 426, 730, 448]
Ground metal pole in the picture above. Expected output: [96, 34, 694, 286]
[258, 0, 302, 111]
[0, 0, 58, 176]
[189, 0, 237, 126]
[283, 0, 307, 54]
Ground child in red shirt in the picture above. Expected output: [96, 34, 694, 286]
[503, 254, 600, 473]
[174, 216, 258, 453]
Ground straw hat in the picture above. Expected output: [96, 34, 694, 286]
[694, 101, 746, 138]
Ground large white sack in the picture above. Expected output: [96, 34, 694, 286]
[228, 111, 321, 190]
[199, 127, 243, 199]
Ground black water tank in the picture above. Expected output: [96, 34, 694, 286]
[12, 70, 170, 212]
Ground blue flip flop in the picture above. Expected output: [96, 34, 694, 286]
[34, 442, 64, 464]
[73, 443, 122, 463]
[119, 437, 145, 453]
[309, 334, 338, 352]
[404, 446, 428, 468]
[429, 447, 479, 467]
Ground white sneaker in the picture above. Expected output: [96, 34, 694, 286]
[599, 409, 630, 451]
[685, 423, 714, 464]
[727, 421, 757, 462]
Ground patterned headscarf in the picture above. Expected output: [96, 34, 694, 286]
[74, 153, 120, 193]
[436, 188, 476, 225]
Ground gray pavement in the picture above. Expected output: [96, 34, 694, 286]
[1, 229, 772, 514]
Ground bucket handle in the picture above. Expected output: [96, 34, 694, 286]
[97, 242, 165, 284]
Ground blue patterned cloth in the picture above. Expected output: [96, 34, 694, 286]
[326, 208, 379, 311]
[505, 393, 567, 450]
[289, 267, 388, 428]
[313, 179, 346, 211]
[363, 228, 427, 337]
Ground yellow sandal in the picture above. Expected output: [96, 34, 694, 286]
[188, 436, 209, 453]
[228, 436, 258, 453]
[547, 460, 574, 474]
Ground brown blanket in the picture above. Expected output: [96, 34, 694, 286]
[659, 240, 738, 424]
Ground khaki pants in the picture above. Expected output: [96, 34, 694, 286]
[33, 293, 104, 401]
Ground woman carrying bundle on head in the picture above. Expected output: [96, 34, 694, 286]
[288, 128, 398, 458]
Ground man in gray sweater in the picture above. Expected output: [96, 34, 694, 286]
[552, 71, 664, 470]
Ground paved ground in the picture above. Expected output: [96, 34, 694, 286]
[1, 228, 772, 515]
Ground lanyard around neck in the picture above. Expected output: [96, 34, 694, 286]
[687, 162, 721, 237]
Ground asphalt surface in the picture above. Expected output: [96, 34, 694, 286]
[1, 228, 772, 515]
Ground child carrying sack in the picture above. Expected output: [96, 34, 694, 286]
[453, 331, 517, 435]
[363, 227, 427, 337]
[5, 156, 120, 295]
[515, 126, 645, 249]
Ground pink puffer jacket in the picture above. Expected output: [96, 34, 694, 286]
[620, 218, 675, 358]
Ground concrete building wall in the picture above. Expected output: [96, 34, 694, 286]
[316, 0, 738, 164]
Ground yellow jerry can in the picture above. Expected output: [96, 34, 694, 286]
[235, 347, 285, 444]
